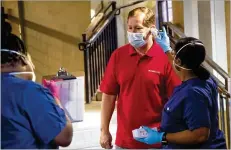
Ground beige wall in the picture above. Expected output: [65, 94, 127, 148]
[91, 0, 102, 18]
[3, 1, 91, 83]
[225, 1, 230, 75]
[172, 1, 184, 30]
[198, 1, 213, 57]
[2, 1, 20, 36]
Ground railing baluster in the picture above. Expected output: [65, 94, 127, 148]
[111, 18, 115, 54]
[94, 41, 98, 92]
[113, 17, 118, 51]
[97, 38, 103, 81]
[107, 26, 109, 69]
[220, 94, 225, 134]
[104, 26, 108, 65]
[82, 34, 90, 104]
[218, 94, 222, 130]
[104, 30, 107, 70]
[93, 43, 98, 95]
[84, 49, 88, 103]
[95, 40, 100, 87]
[88, 46, 93, 98]
[225, 96, 230, 148]
[109, 21, 112, 56]
[104, 25, 108, 68]
[102, 28, 106, 78]
[92, 42, 97, 96]
[96, 38, 100, 87]
[101, 31, 106, 72]
[90, 44, 95, 96]
[112, 1, 118, 53]
[109, 21, 113, 62]
[110, 18, 115, 56]
[104, 31, 106, 70]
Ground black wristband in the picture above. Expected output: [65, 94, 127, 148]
[161, 132, 168, 145]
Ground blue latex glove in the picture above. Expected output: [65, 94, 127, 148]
[155, 27, 172, 53]
[134, 126, 165, 145]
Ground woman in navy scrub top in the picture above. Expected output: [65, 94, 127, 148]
[135, 35, 227, 149]
[1, 21, 73, 149]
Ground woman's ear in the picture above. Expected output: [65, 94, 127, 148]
[151, 24, 156, 28]
[175, 58, 182, 66]
[173, 58, 181, 72]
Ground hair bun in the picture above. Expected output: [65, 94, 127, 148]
[2, 21, 12, 36]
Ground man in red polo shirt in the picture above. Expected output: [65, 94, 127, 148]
[100, 7, 181, 149]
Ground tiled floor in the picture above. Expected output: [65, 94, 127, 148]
[60, 101, 117, 149]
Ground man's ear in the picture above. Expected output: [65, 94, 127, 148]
[151, 24, 156, 28]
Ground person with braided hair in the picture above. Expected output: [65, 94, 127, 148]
[1, 21, 73, 149]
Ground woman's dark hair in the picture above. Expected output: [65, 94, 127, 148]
[174, 37, 210, 80]
[1, 21, 27, 65]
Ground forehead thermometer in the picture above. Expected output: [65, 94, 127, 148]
[132, 126, 158, 138]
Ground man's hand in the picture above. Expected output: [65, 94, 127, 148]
[100, 130, 113, 149]
[100, 93, 116, 149]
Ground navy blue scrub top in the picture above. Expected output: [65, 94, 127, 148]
[160, 77, 226, 149]
[1, 73, 67, 149]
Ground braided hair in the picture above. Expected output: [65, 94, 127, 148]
[174, 37, 210, 80]
[1, 21, 27, 65]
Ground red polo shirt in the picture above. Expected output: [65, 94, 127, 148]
[100, 42, 181, 149]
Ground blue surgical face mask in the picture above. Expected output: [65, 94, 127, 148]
[127, 31, 147, 48]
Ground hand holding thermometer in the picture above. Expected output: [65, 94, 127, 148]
[133, 126, 166, 145]
[153, 26, 172, 53]
[132, 126, 158, 138]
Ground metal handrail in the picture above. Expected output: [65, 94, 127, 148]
[91, 1, 104, 20]
[83, 1, 114, 40]
[164, 22, 229, 77]
[88, 10, 117, 44]
[164, 22, 186, 38]
[79, 0, 147, 50]
[205, 55, 230, 79]
[117, 0, 147, 10]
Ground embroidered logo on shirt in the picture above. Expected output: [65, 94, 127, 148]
[148, 70, 160, 74]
